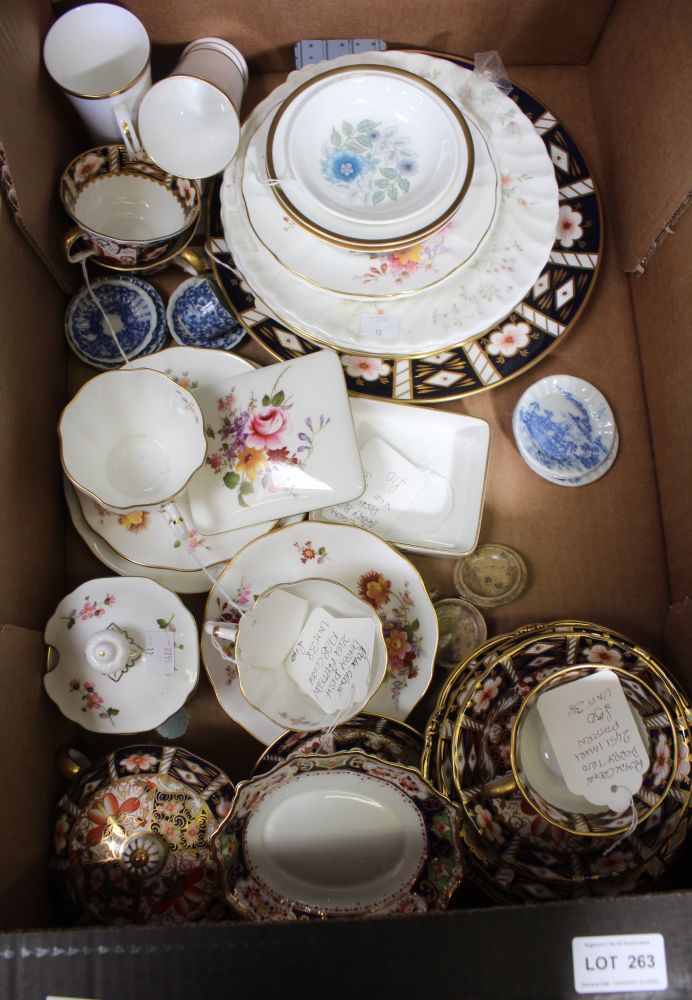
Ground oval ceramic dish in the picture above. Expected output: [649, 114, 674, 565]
[65, 276, 162, 364]
[266, 64, 474, 249]
[434, 598, 487, 669]
[202, 522, 439, 743]
[213, 752, 462, 919]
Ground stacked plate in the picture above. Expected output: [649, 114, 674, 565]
[65, 276, 167, 369]
[220, 50, 559, 359]
[513, 375, 619, 486]
[422, 620, 692, 903]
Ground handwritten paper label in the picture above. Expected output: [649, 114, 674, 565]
[285, 608, 375, 714]
[572, 934, 668, 994]
[360, 312, 400, 341]
[238, 588, 309, 670]
[321, 438, 426, 533]
[144, 631, 175, 676]
[537, 671, 649, 811]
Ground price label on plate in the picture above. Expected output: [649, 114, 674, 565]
[144, 630, 175, 676]
[360, 312, 400, 341]
[572, 934, 668, 994]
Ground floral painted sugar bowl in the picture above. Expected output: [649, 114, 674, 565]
[51, 744, 235, 925]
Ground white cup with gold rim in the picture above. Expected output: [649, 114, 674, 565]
[43, 3, 151, 154]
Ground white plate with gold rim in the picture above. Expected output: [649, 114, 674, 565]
[202, 521, 439, 744]
[64, 477, 223, 594]
[265, 64, 474, 246]
[243, 106, 499, 299]
[221, 49, 558, 358]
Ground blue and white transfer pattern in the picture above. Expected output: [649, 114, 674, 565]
[320, 119, 418, 207]
[517, 388, 609, 474]
[65, 277, 164, 364]
[167, 277, 246, 351]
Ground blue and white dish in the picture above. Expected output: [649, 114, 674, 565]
[65, 276, 165, 366]
[65, 275, 166, 371]
[520, 429, 619, 487]
[513, 375, 616, 483]
[167, 277, 246, 350]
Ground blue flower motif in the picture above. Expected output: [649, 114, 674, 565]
[398, 158, 418, 176]
[367, 128, 382, 142]
[326, 151, 364, 184]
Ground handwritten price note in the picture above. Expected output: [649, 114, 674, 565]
[285, 608, 375, 714]
[321, 437, 426, 533]
[537, 670, 650, 811]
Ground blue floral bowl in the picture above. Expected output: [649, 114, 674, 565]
[167, 277, 246, 350]
[66, 276, 166, 369]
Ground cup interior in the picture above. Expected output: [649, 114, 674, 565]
[43, 3, 149, 96]
[59, 369, 206, 509]
[74, 175, 187, 241]
[138, 77, 241, 179]
[236, 578, 387, 730]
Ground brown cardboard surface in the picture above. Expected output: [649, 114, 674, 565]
[0, 626, 74, 930]
[120, 0, 614, 69]
[665, 599, 692, 692]
[589, 0, 692, 271]
[0, 199, 66, 631]
[629, 206, 692, 604]
[0, 0, 85, 292]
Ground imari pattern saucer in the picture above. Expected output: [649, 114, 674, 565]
[209, 51, 602, 404]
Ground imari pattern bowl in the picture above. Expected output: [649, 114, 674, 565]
[51, 744, 235, 925]
[214, 751, 462, 920]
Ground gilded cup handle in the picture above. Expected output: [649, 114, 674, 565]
[55, 746, 91, 781]
[64, 227, 94, 264]
[481, 772, 518, 798]
[176, 246, 208, 275]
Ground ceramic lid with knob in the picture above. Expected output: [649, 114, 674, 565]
[44, 577, 199, 733]
[50, 744, 235, 925]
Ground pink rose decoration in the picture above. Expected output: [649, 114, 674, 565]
[245, 407, 288, 449]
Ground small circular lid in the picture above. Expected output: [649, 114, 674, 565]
[434, 598, 487, 668]
[50, 744, 235, 925]
[453, 544, 527, 608]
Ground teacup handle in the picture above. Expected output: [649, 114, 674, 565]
[64, 227, 96, 264]
[115, 101, 143, 156]
[481, 772, 518, 798]
[204, 620, 238, 644]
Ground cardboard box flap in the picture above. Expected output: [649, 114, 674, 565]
[0, 0, 84, 291]
[116, 0, 615, 69]
[590, 0, 692, 272]
[0, 625, 74, 931]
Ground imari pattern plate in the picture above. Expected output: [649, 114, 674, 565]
[209, 50, 602, 404]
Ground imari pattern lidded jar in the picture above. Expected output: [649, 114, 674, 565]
[50, 744, 234, 924]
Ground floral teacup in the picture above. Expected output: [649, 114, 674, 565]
[60, 145, 200, 270]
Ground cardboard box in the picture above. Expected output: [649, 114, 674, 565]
[0, 0, 690, 995]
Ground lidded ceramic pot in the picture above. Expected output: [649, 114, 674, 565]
[50, 744, 234, 924]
